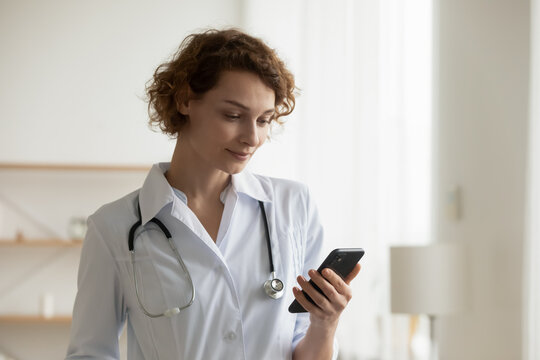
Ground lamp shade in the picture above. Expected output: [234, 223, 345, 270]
[390, 243, 465, 315]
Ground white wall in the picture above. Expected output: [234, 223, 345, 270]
[0, 0, 241, 165]
[0, 1, 242, 359]
[434, 0, 529, 359]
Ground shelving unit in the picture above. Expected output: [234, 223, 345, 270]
[0, 162, 149, 333]
[0, 239, 83, 247]
[0, 162, 150, 172]
[0, 315, 72, 323]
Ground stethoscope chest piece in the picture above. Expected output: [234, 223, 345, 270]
[264, 272, 284, 299]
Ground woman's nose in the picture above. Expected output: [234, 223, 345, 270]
[240, 119, 260, 146]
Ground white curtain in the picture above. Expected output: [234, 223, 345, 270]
[525, 0, 540, 358]
[243, 1, 432, 358]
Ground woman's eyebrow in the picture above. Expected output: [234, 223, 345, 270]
[223, 100, 274, 114]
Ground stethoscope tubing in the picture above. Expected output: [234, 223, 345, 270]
[129, 197, 283, 318]
[130, 237, 195, 318]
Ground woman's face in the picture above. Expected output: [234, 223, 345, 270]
[179, 71, 275, 174]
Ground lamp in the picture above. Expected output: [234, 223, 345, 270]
[390, 243, 465, 359]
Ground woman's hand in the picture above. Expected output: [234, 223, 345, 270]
[291, 263, 361, 360]
[293, 263, 361, 328]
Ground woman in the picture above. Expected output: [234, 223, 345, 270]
[66, 28, 361, 360]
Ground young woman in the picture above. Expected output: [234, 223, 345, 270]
[66, 28, 361, 360]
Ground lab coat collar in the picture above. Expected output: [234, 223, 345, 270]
[139, 162, 175, 225]
[139, 163, 271, 225]
[231, 170, 271, 203]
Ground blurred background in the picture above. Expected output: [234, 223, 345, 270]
[0, 0, 538, 359]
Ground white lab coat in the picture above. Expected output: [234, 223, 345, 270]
[66, 162, 337, 359]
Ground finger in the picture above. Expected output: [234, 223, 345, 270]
[320, 268, 351, 299]
[292, 286, 324, 316]
[343, 263, 361, 285]
[297, 275, 332, 310]
[308, 269, 342, 304]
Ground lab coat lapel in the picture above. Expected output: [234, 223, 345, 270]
[169, 198, 222, 257]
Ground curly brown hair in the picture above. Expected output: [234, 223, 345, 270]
[145, 28, 297, 137]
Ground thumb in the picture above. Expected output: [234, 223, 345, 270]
[344, 263, 361, 285]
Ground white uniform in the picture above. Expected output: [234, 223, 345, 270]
[66, 162, 337, 360]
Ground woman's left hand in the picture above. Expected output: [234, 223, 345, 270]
[293, 263, 361, 329]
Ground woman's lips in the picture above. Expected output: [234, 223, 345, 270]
[227, 149, 251, 161]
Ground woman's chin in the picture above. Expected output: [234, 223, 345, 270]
[222, 162, 249, 175]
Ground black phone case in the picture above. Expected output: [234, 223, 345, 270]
[288, 248, 364, 313]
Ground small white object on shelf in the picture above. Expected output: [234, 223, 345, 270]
[68, 217, 87, 240]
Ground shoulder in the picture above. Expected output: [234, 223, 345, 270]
[253, 173, 308, 194]
[246, 172, 317, 228]
[87, 189, 140, 240]
[250, 173, 311, 205]
[233, 170, 311, 206]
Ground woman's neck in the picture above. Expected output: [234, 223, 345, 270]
[165, 140, 230, 205]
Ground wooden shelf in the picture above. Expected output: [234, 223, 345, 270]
[0, 162, 150, 172]
[0, 239, 83, 247]
[0, 315, 72, 323]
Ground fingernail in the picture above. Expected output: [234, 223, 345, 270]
[308, 269, 316, 276]
[323, 269, 330, 276]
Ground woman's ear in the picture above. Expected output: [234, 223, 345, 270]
[176, 86, 192, 116]
[177, 101, 190, 116]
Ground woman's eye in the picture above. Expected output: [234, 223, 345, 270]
[225, 114, 241, 120]
[257, 118, 272, 126]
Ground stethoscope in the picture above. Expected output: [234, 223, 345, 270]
[128, 199, 284, 318]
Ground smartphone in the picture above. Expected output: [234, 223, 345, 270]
[288, 248, 364, 313]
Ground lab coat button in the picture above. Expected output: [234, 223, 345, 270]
[224, 331, 237, 341]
